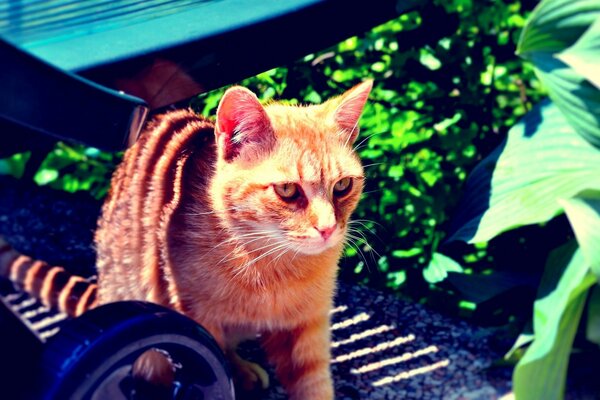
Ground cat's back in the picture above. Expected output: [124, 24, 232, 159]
[95, 109, 215, 304]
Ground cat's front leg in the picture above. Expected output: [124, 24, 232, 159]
[262, 316, 333, 400]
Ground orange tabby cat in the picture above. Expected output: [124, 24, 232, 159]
[1, 80, 372, 399]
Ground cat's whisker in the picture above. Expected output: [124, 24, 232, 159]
[265, 245, 293, 269]
[179, 206, 242, 216]
[225, 239, 289, 270]
[348, 220, 378, 236]
[361, 162, 384, 169]
[348, 220, 385, 247]
[360, 188, 385, 196]
[351, 218, 386, 230]
[353, 130, 381, 153]
[343, 236, 372, 273]
[211, 228, 282, 255]
[347, 228, 381, 261]
[347, 229, 381, 268]
[243, 242, 291, 268]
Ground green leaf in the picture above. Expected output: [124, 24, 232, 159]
[423, 252, 463, 284]
[517, 0, 600, 57]
[560, 193, 600, 278]
[557, 18, 600, 89]
[448, 100, 600, 243]
[505, 331, 535, 360]
[586, 285, 600, 345]
[532, 53, 600, 148]
[35, 169, 59, 185]
[513, 247, 595, 400]
[392, 248, 423, 258]
[517, 0, 600, 147]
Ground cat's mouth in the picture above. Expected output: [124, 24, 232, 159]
[288, 230, 341, 255]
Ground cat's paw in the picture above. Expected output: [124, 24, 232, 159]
[229, 353, 269, 392]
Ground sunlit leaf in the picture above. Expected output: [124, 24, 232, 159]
[423, 252, 464, 284]
[557, 18, 600, 89]
[517, 0, 600, 147]
[448, 100, 600, 243]
[560, 193, 600, 278]
[392, 248, 423, 258]
[517, 0, 600, 57]
[513, 246, 595, 400]
[532, 54, 600, 148]
[35, 169, 59, 185]
[387, 271, 407, 289]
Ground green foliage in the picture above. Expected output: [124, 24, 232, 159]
[449, 100, 600, 243]
[449, 0, 600, 397]
[0, 152, 29, 178]
[34, 143, 118, 199]
[517, 0, 600, 148]
[513, 245, 595, 400]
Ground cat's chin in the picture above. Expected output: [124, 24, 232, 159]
[293, 238, 340, 256]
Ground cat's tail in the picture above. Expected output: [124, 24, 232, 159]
[0, 236, 98, 317]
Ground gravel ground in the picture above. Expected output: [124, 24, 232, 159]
[1, 175, 598, 399]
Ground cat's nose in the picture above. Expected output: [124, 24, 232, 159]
[316, 225, 336, 241]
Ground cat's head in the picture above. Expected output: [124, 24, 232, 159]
[211, 81, 372, 256]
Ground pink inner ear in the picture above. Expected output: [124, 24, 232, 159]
[216, 87, 274, 161]
[334, 80, 373, 144]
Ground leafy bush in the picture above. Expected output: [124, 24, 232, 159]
[447, 0, 600, 397]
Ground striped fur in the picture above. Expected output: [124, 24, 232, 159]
[0, 237, 97, 317]
[95, 109, 213, 308]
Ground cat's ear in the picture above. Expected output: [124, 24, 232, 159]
[215, 86, 275, 161]
[332, 80, 373, 145]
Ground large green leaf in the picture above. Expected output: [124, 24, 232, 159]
[517, 0, 600, 147]
[558, 18, 600, 89]
[513, 246, 595, 400]
[560, 193, 600, 278]
[532, 53, 600, 148]
[517, 0, 600, 57]
[448, 100, 600, 243]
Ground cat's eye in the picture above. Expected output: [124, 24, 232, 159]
[274, 183, 300, 201]
[333, 177, 353, 197]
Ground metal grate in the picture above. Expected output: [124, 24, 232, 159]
[0, 283, 67, 342]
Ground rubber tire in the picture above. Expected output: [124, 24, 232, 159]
[35, 301, 234, 400]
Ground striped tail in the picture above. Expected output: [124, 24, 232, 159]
[0, 236, 97, 317]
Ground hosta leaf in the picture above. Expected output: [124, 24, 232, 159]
[586, 286, 600, 345]
[560, 193, 600, 278]
[447, 100, 600, 243]
[517, 0, 600, 57]
[557, 18, 600, 89]
[505, 331, 535, 361]
[513, 246, 595, 400]
[532, 53, 600, 148]
[517, 0, 600, 147]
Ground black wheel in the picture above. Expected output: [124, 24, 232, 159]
[35, 301, 234, 400]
